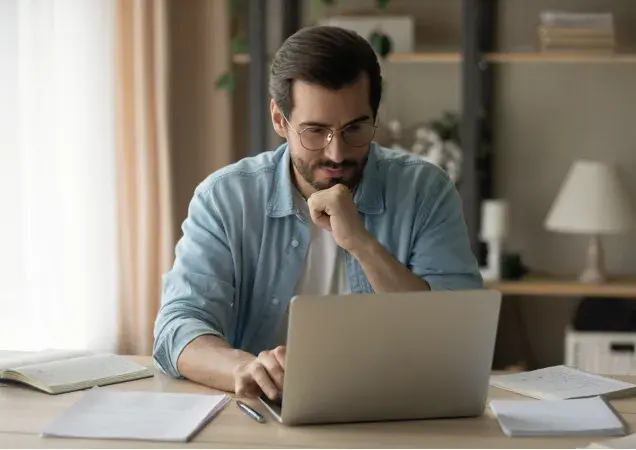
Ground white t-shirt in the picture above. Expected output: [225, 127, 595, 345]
[273, 188, 351, 346]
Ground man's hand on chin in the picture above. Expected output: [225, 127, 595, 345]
[308, 184, 431, 293]
[306, 184, 373, 254]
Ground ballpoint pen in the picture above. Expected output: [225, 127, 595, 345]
[236, 400, 266, 423]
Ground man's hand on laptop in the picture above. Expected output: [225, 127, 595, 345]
[233, 345, 286, 400]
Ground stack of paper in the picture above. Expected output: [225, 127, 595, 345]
[42, 389, 231, 442]
[490, 365, 636, 400]
[490, 397, 627, 437]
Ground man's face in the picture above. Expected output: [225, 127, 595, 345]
[271, 75, 374, 193]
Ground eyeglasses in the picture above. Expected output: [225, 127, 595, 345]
[281, 112, 378, 151]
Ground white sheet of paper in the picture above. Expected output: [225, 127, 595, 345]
[490, 396, 626, 437]
[490, 365, 636, 400]
[42, 389, 231, 442]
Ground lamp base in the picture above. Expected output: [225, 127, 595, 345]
[479, 237, 502, 281]
[579, 266, 606, 284]
[578, 234, 606, 284]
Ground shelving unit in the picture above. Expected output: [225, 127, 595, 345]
[241, 0, 636, 263]
[237, 0, 636, 373]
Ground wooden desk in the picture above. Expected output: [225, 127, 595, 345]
[2, 356, 636, 449]
[486, 275, 636, 298]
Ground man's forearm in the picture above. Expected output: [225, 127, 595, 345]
[350, 235, 430, 293]
[177, 334, 255, 392]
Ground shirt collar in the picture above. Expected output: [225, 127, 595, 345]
[266, 142, 385, 218]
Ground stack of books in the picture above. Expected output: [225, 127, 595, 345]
[538, 11, 616, 54]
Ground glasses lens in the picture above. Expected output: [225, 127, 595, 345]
[342, 123, 376, 147]
[300, 127, 331, 151]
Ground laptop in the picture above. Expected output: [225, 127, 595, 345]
[259, 289, 501, 426]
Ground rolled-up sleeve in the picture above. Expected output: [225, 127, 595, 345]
[408, 169, 483, 291]
[153, 188, 235, 378]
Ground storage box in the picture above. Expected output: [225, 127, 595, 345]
[565, 327, 636, 375]
[318, 15, 415, 53]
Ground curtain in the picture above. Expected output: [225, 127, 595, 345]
[115, 0, 174, 355]
[0, 0, 118, 351]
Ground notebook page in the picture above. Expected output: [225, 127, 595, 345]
[42, 389, 231, 442]
[0, 349, 93, 371]
[490, 397, 626, 437]
[13, 354, 151, 389]
[490, 365, 636, 400]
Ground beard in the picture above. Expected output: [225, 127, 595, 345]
[290, 151, 367, 191]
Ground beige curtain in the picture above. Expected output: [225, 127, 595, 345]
[115, 0, 174, 355]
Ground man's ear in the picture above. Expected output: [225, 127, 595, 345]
[270, 100, 287, 139]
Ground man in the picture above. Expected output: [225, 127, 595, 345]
[153, 26, 482, 402]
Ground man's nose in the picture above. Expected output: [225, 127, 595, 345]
[323, 132, 346, 163]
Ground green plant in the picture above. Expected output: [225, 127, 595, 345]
[215, 0, 248, 93]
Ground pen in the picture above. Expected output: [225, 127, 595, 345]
[236, 400, 266, 423]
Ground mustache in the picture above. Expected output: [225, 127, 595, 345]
[317, 160, 358, 169]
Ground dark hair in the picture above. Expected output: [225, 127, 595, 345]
[269, 26, 382, 119]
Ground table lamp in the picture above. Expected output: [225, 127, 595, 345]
[544, 160, 635, 284]
[480, 199, 508, 281]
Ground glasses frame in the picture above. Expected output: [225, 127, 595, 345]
[280, 111, 378, 152]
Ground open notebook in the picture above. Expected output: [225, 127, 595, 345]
[42, 389, 231, 442]
[0, 350, 153, 394]
[490, 365, 636, 401]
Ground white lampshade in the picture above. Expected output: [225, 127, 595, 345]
[545, 160, 635, 235]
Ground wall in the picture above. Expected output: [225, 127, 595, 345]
[305, 0, 636, 368]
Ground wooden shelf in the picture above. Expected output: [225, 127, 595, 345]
[387, 52, 461, 63]
[231, 52, 462, 64]
[233, 52, 636, 65]
[486, 52, 636, 63]
[486, 276, 636, 298]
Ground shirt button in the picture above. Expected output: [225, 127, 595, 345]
[272, 298, 280, 305]
[291, 239, 299, 247]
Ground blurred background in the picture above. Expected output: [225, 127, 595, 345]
[1, 0, 635, 374]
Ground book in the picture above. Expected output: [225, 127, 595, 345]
[0, 349, 93, 388]
[490, 396, 628, 437]
[41, 389, 231, 442]
[586, 432, 636, 448]
[0, 351, 153, 394]
[539, 11, 615, 30]
[490, 365, 636, 401]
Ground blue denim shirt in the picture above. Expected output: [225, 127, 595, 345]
[153, 143, 482, 378]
